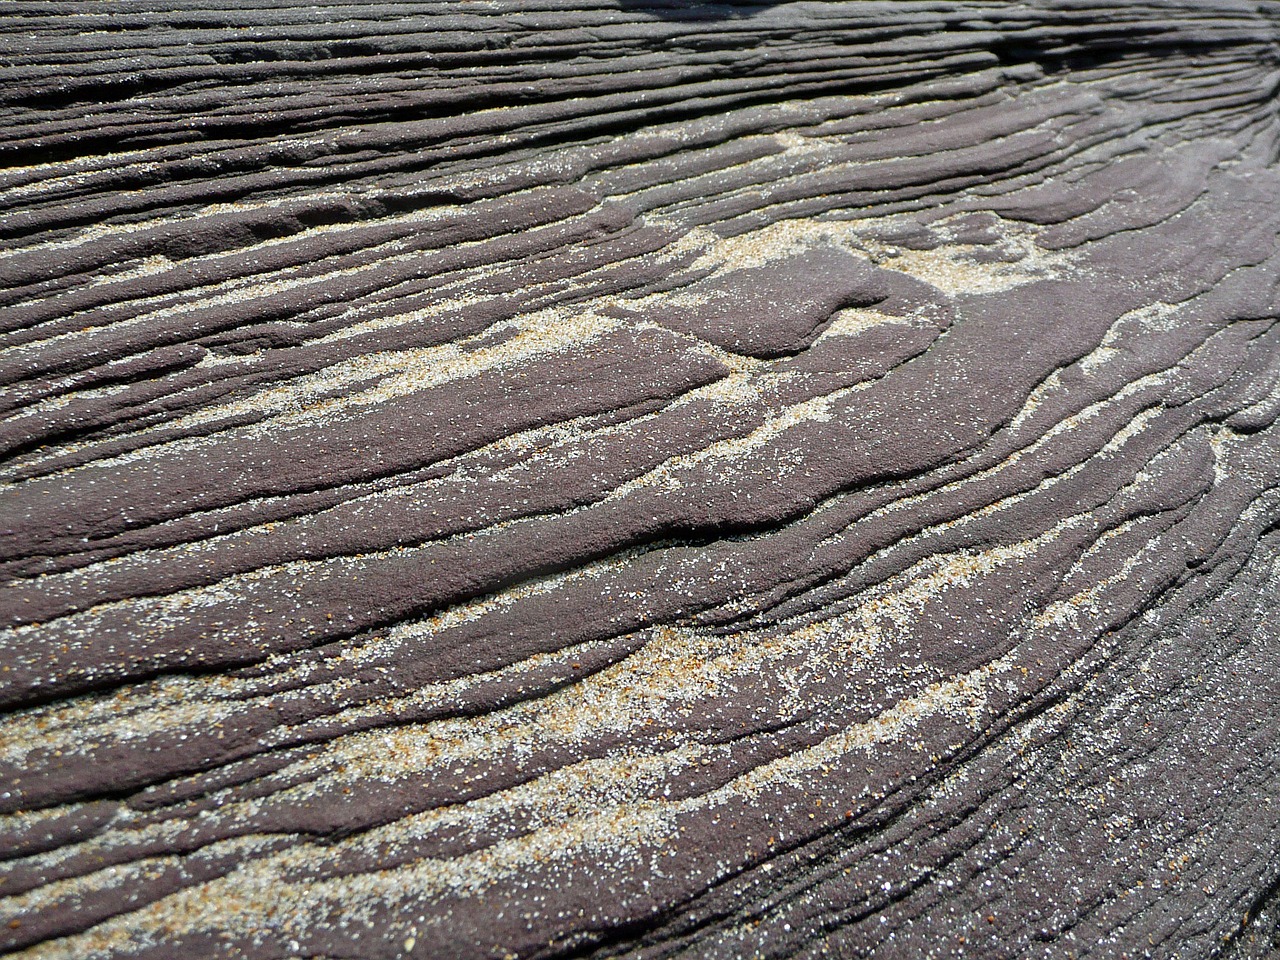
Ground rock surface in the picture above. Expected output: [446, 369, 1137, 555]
[2, 2, 1280, 957]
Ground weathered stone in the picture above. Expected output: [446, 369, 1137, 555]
[1, 2, 1279, 958]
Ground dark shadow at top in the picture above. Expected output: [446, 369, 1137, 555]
[615, 0, 785, 21]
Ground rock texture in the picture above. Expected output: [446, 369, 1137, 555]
[3, 2, 1280, 957]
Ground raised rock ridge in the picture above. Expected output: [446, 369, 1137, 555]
[2, 2, 1280, 957]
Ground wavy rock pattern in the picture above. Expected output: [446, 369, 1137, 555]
[3, 2, 1280, 957]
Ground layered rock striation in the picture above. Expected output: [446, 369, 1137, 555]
[2, 2, 1280, 957]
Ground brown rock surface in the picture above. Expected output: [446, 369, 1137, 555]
[2, 2, 1280, 957]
